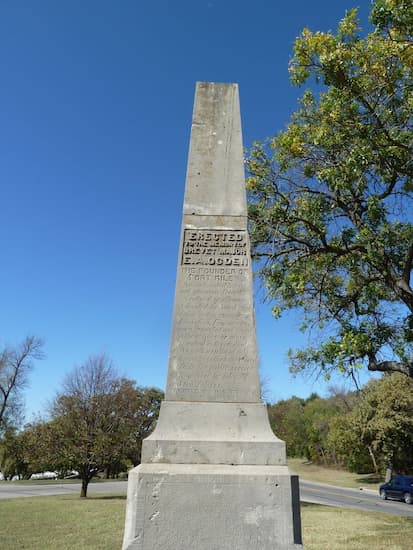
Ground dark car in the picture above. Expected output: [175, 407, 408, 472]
[380, 476, 413, 504]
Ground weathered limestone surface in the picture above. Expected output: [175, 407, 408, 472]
[123, 82, 303, 550]
[124, 465, 302, 550]
[167, 82, 259, 405]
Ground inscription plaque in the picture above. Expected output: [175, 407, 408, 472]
[182, 229, 248, 267]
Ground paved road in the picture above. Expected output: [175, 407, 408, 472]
[1, 478, 413, 518]
[300, 480, 413, 518]
[0, 480, 128, 499]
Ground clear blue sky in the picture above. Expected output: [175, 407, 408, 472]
[0, 0, 374, 420]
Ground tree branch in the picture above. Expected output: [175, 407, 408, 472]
[368, 356, 413, 377]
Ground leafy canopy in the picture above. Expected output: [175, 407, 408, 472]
[247, 0, 413, 380]
[22, 354, 163, 497]
[327, 373, 413, 473]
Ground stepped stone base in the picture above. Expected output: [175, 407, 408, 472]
[142, 401, 286, 465]
[122, 463, 303, 550]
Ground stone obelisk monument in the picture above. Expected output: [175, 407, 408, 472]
[123, 82, 303, 550]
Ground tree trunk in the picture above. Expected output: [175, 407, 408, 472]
[319, 446, 327, 464]
[80, 478, 89, 498]
[385, 459, 393, 482]
[367, 445, 379, 474]
[385, 466, 393, 482]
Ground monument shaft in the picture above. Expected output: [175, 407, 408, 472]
[167, 82, 259, 403]
[123, 82, 303, 550]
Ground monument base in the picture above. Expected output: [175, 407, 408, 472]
[142, 401, 286, 465]
[123, 463, 303, 550]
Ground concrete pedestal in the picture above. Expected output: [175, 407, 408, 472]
[142, 401, 286, 465]
[123, 464, 302, 550]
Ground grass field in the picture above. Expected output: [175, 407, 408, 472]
[0, 494, 126, 549]
[1, 493, 412, 549]
[0, 460, 407, 548]
[288, 457, 384, 490]
[301, 503, 413, 550]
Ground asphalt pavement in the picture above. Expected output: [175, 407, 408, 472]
[300, 480, 413, 518]
[0, 480, 128, 499]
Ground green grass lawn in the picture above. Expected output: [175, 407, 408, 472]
[301, 502, 413, 550]
[0, 461, 407, 549]
[0, 494, 126, 550]
[0, 493, 412, 549]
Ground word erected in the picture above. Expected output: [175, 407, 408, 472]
[181, 229, 249, 266]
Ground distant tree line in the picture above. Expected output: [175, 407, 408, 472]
[0, 353, 163, 497]
[268, 373, 413, 475]
[2, 337, 412, 494]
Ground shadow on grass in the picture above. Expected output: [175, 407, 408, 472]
[300, 502, 321, 509]
[356, 475, 384, 485]
[86, 495, 127, 501]
[89, 479, 128, 484]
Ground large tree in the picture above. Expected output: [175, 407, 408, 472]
[120, 385, 163, 468]
[51, 354, 129, 496]
[0, 336, 44, 432]
[247, 0, 413, 381]
[25, 354, 163, 497]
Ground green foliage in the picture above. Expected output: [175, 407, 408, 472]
[19, 420, 62, 475]
[268, 392, 342, 463]
[0, 428, 31, 480]
[268, 396, 311, 458]
[20, 355, 163, 496]
[327, 373, 413, 473]
[120, 386, 163, 467]
[247, 0, 413, 380]
[270, 375, 413, 475]
[327, 415, 373, 473]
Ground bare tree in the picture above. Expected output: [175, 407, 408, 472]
[0, 336, 44, 431]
